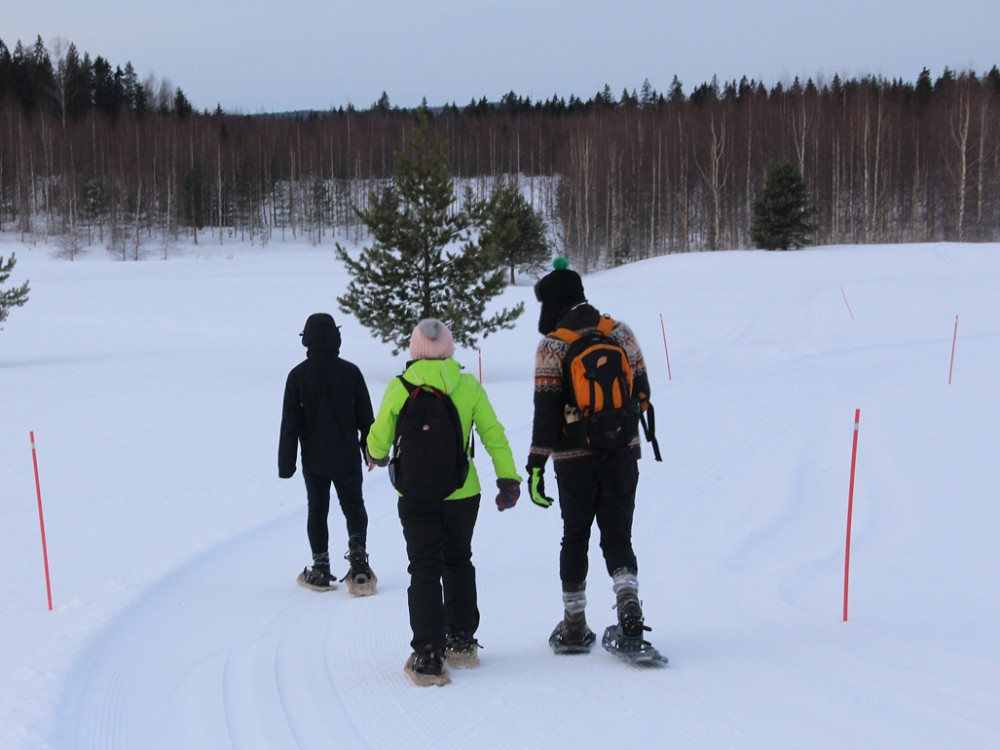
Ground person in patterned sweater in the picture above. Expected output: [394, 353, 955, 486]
[527, 257, 654, 652]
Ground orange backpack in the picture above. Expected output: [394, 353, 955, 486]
[550, 315, 638, 451]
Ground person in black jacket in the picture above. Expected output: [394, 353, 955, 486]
[279, 313, 375, 589]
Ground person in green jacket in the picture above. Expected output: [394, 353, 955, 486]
[366, 319, 522, 684]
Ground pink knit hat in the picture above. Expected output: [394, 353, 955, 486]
[409, 318, 455, 360]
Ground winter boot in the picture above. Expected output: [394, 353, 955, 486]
[345, 538, 372, 581]
[549, 612, 597, 654]
[549, 583, 596, 653]
[341, 538, 377, 596]
[445, 631, 481, 668]
[616, 596, 645, 637]
[404, 645, 450, 686]
[413, 646, 444, 675]
[302, 563, 332, 587]
[612, 567, 646, 638]
[603, 568, 666, 664]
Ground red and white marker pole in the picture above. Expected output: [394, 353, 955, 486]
[843, 409, 861, 622]
[30, 431, 53, 611]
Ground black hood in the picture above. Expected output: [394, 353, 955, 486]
[300, 313, 342, 354]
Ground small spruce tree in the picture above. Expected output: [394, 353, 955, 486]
[478, 179, 552, 284]
[335, 117, 523, 354]
[0, 253, 30, 328]
[750, 162, 816, 250]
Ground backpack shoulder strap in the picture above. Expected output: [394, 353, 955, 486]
[549, 327, 579, 345]
[549, 315, 615, 344]
[553, 316, 615, 343]
[397, 375, 420, 399]
[400, 376, 449, 400]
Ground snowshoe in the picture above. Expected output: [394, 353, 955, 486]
[549, 619, 597, 655]
[444, 632, 481, 668]
[341, 566, 378, 597]
[297, 565, 337, 592]
[404, 648, 451, 686]
[342, 541, 378, 596]
[601, 624, 668, 666]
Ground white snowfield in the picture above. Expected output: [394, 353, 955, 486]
[2, 239, 999, 749]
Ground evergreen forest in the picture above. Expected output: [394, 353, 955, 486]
[3, 35, 1000, 266]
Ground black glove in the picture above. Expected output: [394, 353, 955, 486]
[495, 479, 520, 511]
[279, 466, 296, 479]
[528, 466, 555, 508]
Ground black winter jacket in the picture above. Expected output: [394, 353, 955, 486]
[278, 314, 374, 478]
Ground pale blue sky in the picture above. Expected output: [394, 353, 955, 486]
[6, 0, 998, 113]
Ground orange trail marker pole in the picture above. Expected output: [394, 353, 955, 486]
[948, 315, 959, 385]
[659, 313, 673, 381]
[843, 409, 861, 622]
[31, 431, 54, 611]
[841, 287, 855, 321]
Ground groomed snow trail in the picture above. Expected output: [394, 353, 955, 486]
[11, 244, 997, 750]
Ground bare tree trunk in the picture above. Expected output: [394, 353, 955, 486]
[217, 146, 224, 244]
[133, 183, 142, 260]
[695, 113, 727, 250]
[974, 100, 989, 239]
[949, 88, 971, 241]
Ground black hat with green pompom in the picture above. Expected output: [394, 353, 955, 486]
[533, 256, 586, 334]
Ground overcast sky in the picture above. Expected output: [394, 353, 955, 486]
[7, 0, 999, 113]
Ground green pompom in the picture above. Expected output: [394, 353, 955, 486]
[552, 256, 569, 271]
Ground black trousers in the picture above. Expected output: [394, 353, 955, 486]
[303, 466, 367, 556]
[397, 494, 481, 652]
[554, 456, 639, 586]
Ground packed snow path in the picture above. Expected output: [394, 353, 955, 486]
[2, 242, 998, 749]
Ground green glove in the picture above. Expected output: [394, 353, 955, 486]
[529, 466, 555, 508]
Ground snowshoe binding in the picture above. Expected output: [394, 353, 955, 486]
[549, 616, 597, 655]
[404, 647, 451, 687]
[341, 540, 377, 597]
[297, 564, 337, 592]
[602, 596, 667, 665]
[444, 632, 481, 669]
[601, 624, 668, 666]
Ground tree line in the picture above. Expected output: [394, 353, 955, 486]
[2, 36, 999, 265]
[1, 35, 193, 125]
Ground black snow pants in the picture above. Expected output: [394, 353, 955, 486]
[397, 494, 481, 653]
[553, 455, 639, 586]
[303, 465, 368, 556]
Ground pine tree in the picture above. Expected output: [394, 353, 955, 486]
[479, 179, 552, 284]
[0, 253, 30, 328]
[335, 117, 523, 354]
[750, 162, 815, 250]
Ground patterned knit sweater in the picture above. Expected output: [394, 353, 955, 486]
[528, 303, 651, 467]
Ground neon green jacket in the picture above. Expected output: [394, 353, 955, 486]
[367, 358, 521, 499]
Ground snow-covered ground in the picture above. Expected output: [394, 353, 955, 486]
[2, 237, 998, 749]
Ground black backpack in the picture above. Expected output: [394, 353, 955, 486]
[388, 377, 470, 498]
